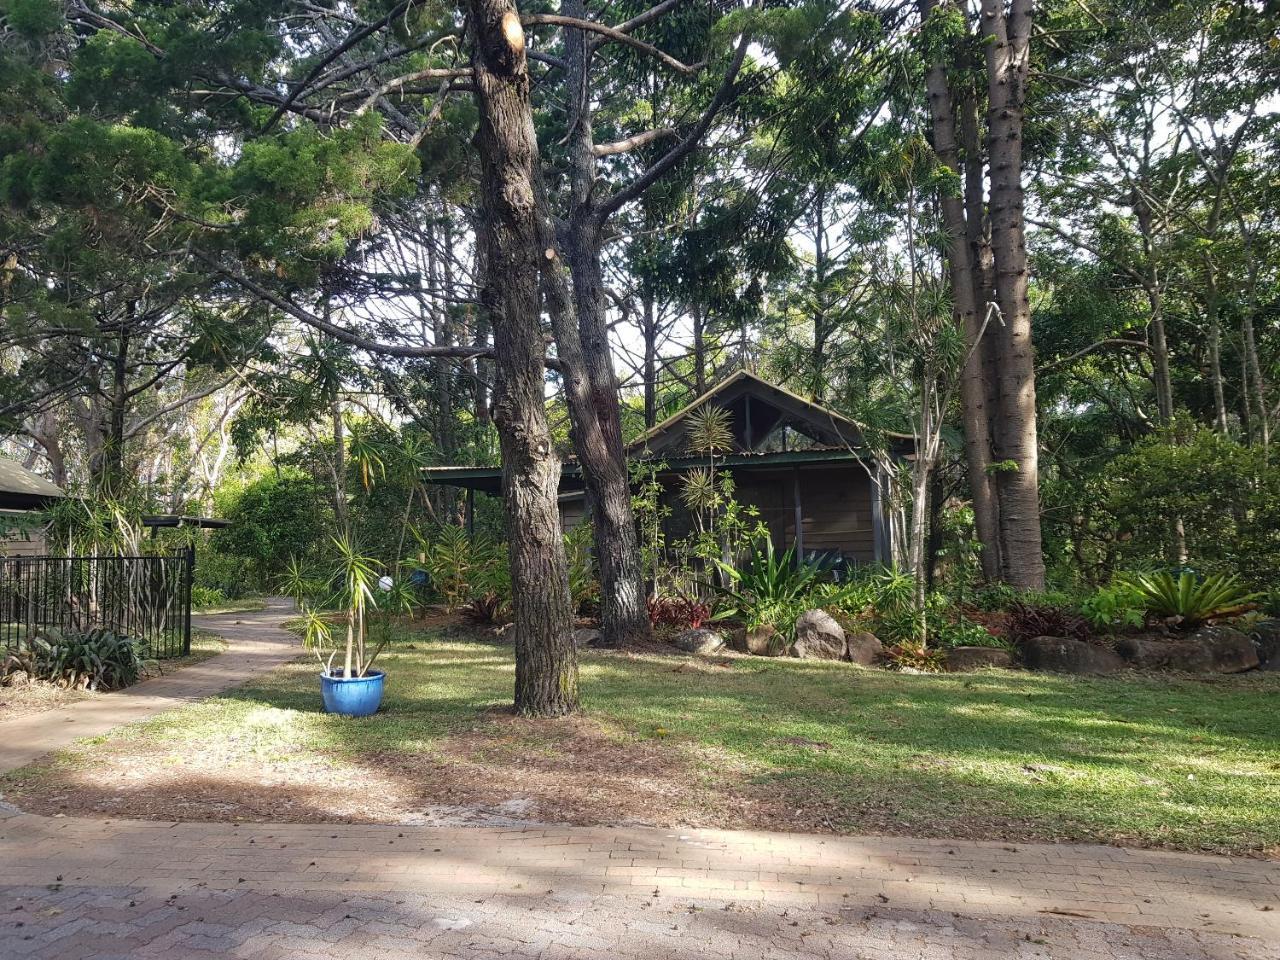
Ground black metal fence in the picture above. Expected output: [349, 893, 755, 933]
[0, 551, 193, 659]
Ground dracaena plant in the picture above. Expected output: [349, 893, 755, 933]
[711, 539, 818, 642]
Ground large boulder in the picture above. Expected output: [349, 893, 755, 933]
[730, 624, 781, 656]
[793, 609, 846, 660]
[1192, 625, 1259, 673]
[1020, 636, 1124, 675]
[572, 627, 602, 648]
[1115, 636, 1214, 672]
[945, 646, 1013, 672]
[673, 628, 725, 655]
[845, 631, 884, 666]
[1247, 619, 1280, 670]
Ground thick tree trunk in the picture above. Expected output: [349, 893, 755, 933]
[550, 0, 652, 647]
[979, 0, 1045, 590]
[469, 0, 578, 716]
[921, 0, 1001, 583]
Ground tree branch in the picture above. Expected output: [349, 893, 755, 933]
[591, 128, 677, 156]
[596, 29, 751, 222]
[521, 14, 705, 75]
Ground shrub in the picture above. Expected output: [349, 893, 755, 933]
[1119, 571, 1259, 628]
[647, 594, 712, 631]
[933, 616, 1008, 650]
[210, 470, 332, 593]
[712, 540, 818, 637]
[5, 629, 155, 690]
[1004, 601, 1092, 646]
[1079, 582, 1146, 632]
[191, 585, 228, 609]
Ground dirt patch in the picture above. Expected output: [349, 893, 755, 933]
[0, 681, 93, 721]
[2, 706, 796, 832]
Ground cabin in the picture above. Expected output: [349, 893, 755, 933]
[422, 371, 914, 569]
[0, 456, 64, 558]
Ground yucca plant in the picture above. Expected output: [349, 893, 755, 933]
[1119, 571, 1260, 627]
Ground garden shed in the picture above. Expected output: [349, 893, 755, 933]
[423, 371, 913, 568]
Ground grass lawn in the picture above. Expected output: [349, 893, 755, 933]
[3, 626, 1277, 855]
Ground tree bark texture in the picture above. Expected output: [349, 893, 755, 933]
[469, 0, 579, 716]
[551, 0, 652, 647]
[921, 0, 1002, 582]
[979, 0, 1046, 590]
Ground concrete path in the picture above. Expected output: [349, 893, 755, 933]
[0, 599, 300, 775]
[1, 602, 1276, 958]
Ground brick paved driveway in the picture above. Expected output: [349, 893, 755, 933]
[2, 809, 1276, 959]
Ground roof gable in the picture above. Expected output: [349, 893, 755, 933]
[627, 370, 877, 458]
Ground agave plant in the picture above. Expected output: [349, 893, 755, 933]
[1119, 571, 1260, 627]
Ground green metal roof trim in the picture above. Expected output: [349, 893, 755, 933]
[420, 448, 870, 492]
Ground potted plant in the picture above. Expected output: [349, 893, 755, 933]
[285, 537, 401, 717]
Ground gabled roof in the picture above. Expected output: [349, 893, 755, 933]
[0, 457, 64, 511]
[627, 369, 908, 458]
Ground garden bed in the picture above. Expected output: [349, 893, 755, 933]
[3, 622, 1277, 856]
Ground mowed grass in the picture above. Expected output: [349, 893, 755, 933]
[7, 628, 1279, 854]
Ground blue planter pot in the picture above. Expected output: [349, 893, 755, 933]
[320, 669, 385, 717]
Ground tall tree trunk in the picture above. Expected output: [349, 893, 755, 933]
[1132, 189, 1174, 421]
[979, 0, 1045, 590]
[469, 0, 578, 716]
[1204, 262, 1228, 433]
[642, 288, 658, 428]
[692, 301, 707, 395]
[922, 0, 1001, 582]
[551, 0, 652, 647]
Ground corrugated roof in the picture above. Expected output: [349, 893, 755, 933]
[0, 457, 64, 502]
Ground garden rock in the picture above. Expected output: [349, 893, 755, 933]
[792, 609, 846, 660]
[1114, 637, 1212, 672]
[1020, 636, 1123, 675]
[572, 627, 602, 648]
[1247, 619, 1280, 669]
[1191, 625, 1259, 673]
[845, 631, 884, 666]
[945, 647, 1013, 672]
[672, 628, 725, 655]
[731, 624, 781, 656]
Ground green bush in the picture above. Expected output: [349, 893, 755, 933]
[712, 539, 818, 638]
[1079, 582, 1146, 632]
[4, 629, 155, 690]
[932, 616, 1007, 650]
[209, 470, 332, 594]
[191, 585, 228, 608]
[1095, 421, 1280, 588]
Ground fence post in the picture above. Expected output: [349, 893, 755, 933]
[183, 546, 194, 656]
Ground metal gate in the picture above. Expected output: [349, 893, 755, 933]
[0, 551, 193, 659]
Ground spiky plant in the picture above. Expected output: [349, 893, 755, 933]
[1119, 572, 1259, 627]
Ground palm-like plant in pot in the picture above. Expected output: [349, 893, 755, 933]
[281, 539, 395, 716]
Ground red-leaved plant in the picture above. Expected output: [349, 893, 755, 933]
[647, 594, 712, 630]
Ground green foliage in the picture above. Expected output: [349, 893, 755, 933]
[712, 540, 817, 637]
[1079, 582, 1147, 632]
[564, 523, 600, 617]
[210, 471, 332, 594]
[4, 628, 155, 691]
[1119, 571, 1260, 628]
[414, 525, 509, 615]
[1079, 422, 1280, 588]
[190, 585, 228, 609]
[932, 616, 1006, 650]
